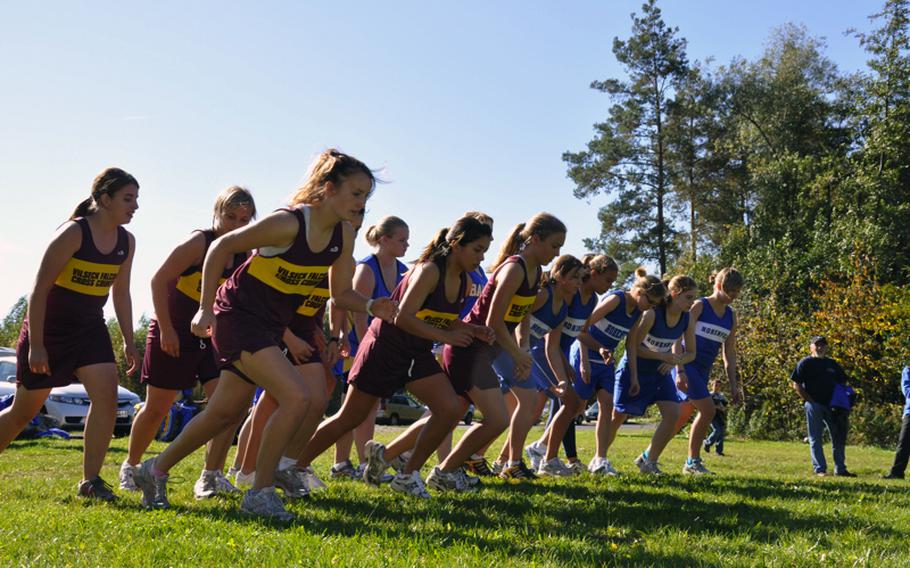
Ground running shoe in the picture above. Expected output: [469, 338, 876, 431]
[119, 461, 138, 492]
[133, 458, 170, 509]
[388, 452, 409, 474]
[602, 458, 619, 476]
[633, 454, 664, 476]
[301, 466, 327, 491]
[240, 488, 295, 522]
[491, 460, 504, 476]
[588, 457, 607, 474]
[274, 466, 310, 499]
[353, 462, 366, 481]
[455, 468, 482, 491]
[464, 456, 495, 477]
[77, 476, 118, 501]
[235, 469, 256, 488]
[390, 471, 431, 499]
[499, 461, 538, 481]
[214, 470, 242, 494]
[194, 470, 219, 499]
[426, 466, 467, 492]
[330, 460, 358, 479]
[682, 458, 715, 476]
[703, 441, 712, 453]
[537, 458, 573, 477]
[565, 460, 586, 475]
[525, 441, 546, 471]
[363, 440, 389, 487]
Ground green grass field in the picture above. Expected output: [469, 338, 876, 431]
[0, 425, 907, 567]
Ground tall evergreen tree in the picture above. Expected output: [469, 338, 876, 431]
[563, 0, 688, 274]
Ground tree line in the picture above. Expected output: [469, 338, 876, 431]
[565, 0, 910, 445]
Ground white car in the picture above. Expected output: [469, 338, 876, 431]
[0, 353, 141, 434]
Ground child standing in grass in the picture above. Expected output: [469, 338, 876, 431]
[703, 379, 728, 456]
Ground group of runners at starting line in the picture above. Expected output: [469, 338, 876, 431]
[0, 149, 743, 521]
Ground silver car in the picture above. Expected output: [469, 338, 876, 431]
[0, 353, 140, 434]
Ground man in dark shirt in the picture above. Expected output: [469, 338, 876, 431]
[790, 336, 855, 477]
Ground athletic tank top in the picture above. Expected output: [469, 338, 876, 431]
[346, 254, 408, 353]
[528, 286, 567, 346]
[637, 305, 689, 375]
[560, 290, 598, 353]
[215, 207, 344, 329]
[287, 274, 330, 336]
[691, 297, 734, 372]
[465, 256, 540, 332]
[373, 261, 467, 352]
[460, 267, 488, 319]
[588, 290, 641, 363]
[48, 217, 130, 320]
[171, 229, 248, 332]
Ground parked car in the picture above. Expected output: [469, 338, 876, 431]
[463, 404, 475, 425]
[0, 352, 141, 435]
[584, 401, 599, 423]
[376, 394, 427, 425]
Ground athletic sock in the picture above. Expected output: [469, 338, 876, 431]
[278, 456, 296, 471]
[642, 449, 650, 462]
[470, 453, 484, 460]
[333, 461, 350, 470]
[507, 460, 521, 468]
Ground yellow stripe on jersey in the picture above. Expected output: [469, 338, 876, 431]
[296, 286, 330, 316]
[175, 272, 228, 302]
[246, 255, 329, 296]
[416, 308, 458, 330]
[504, 294, 536, 323]
[54, 258, 121, 296]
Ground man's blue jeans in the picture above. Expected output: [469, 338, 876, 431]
[804, 401, 848, 474]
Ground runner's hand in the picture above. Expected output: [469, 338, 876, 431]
[191, 309, 216, 339]
[28, 345, 50, 375]
[160, 324, 180, 358]
[124, 341, 140, 375]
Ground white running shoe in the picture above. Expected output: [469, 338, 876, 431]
[133, 458, 170, 509]
[194, 470, 219, 499]
[301, 466, 327, 491]
[214, 470, 242, 494]
[235, 470, 256, 488]
[390, 471, 431, 499]
[454, 468, 482, 491]
[525, 442, 546, 471]
[491, 460, 504, 476]
[634, 454, 664, 475]
[588, 457, 607, 474]
[565, 460, 586, 475]
[240, 488, 294, 522]
[426, 466, 467, 492]
[682, 458, 715, 475]
[119, 461, 138, 492]
[538, 458, 573, 477]
[602, 458, 619, 476]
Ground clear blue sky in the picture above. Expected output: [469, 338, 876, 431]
[0, 1, 876, 328]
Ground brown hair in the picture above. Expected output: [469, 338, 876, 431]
[463, 211, 494, 228]
[545, 254, 584, 287]
[491, 212, 567, 270]
[416, 216, 493, 268]
[365, 215, 409, 247]
[213, 186, 257, 226]
[631, 267, 666, 302]
[711, 267, 744, 292]
[289, 148, 375, 206]
[71, 167, 139, 220]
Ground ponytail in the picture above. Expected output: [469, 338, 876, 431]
[544, 254, 584, 288]
[70, 167, 139, 221]
[663, 275, 698, 307]
[491, 223, 527, 271]
[631, 267, 667, 305]
[70, 197, 95, 220]
[417, 216, 493, 268]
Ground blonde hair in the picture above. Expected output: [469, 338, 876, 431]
[365, 216, 408, 247]
[631, 267, 666, 301]
[213, 186, 256, 225]
[662, 275, 698, 306]
[581, 254, 619, 281]
[289, 149, 375, 206]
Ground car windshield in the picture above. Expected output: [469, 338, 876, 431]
[0, 361, 16, 382]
